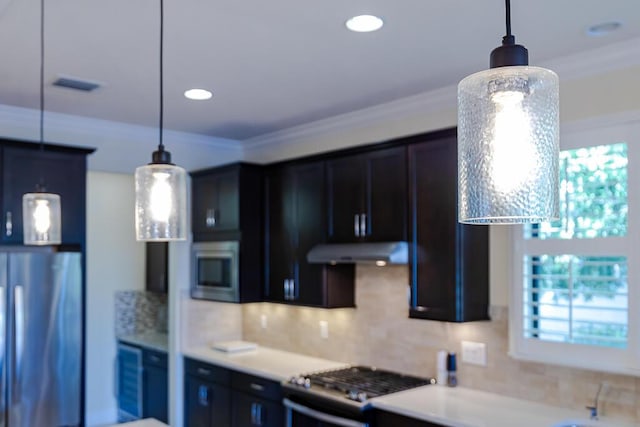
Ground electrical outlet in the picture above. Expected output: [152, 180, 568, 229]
[260, 314, 268, 329]
[461, 340, 487, 366]
[319, 320, 329, 339]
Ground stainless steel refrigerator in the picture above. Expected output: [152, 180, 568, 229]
[0, 248, 82, 427]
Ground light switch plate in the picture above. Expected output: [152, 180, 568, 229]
[461, 340, 487, 366]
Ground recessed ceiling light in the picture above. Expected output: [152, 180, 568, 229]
[345, 15, 383, 33]
[184, 88, 212, 100]
[586, 21, 622, 37]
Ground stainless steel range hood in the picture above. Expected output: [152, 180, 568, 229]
[306, 242, 408, 265]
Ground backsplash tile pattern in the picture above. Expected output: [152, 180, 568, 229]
[115, 290, 168, 336]
[180, 292, 243, 348]
[241, 265, 640, 423]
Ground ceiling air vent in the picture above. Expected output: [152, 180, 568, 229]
[52, 75, 102, 92]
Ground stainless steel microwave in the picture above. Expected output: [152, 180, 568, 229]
[191, 241, 239, 302]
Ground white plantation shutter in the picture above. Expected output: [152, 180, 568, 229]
[511, 119, 640, 375]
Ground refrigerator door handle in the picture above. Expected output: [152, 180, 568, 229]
[13, 284, 24, 396]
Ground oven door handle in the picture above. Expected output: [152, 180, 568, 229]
[283, 398, 369, 427]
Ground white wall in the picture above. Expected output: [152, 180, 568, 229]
[85, 171, 145, 426]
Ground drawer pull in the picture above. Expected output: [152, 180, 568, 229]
[150, 355, 160, 362]
[250, 383, 265, 392]
[197, 367, 211, 376]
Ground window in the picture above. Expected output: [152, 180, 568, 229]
[510, 119, 640, 375]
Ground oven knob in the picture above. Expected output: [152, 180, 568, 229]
[303, 378, 311, 389]
[347, 390, 359, 401]
[357, 392, 368, 402]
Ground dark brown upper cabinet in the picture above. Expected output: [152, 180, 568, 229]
[326, 146, 407, 243]
[264, 161, 354, 308]
[146, 242, 168, 293]
[1, 143, 92, 246]
[407, 130, 489, 322]
[191, 163, 262, 242]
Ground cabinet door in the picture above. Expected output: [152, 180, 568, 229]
[293, 162, 326, 305]
[192, 169, 239, 235]
[2, 147, 85, 245]
[326, 155, 365, 242]
[232, 391, 283, 427]
[215, 170, 240, 231]
[143, 364, 168, 423]
[264, 168, 294, 303]
[365, 147, 407, 241]
[408, 138, 457, 320]
[146, 242, 168, 293]
[185, 375, 231, 427]
[408, 136, 489, 322]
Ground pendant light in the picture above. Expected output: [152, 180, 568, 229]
[134, 0, 187, 241]
[457, 0, 559, 224]
[23, 0, 62, 246]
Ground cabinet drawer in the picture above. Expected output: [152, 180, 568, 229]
[185, 358, 231, 386]
[231, 371, 281, 401]
[143, 349, 168, 368]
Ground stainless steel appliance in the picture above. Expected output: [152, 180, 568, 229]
[191, 241, 239, 302]
[283, 366, 435, 427]
[0, 248, 82, 427]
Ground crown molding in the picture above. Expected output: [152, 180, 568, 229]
[0, 104, 241, 151]
[243, 36, 640, 151]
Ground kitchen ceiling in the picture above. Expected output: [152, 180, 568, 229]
[0, 0, 638, 142]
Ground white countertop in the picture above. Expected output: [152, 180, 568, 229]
[183, 344, 348, 382]
[118, 332, 168, 352]
[105, 419, 167, 427]
[371, 385, 638, 427]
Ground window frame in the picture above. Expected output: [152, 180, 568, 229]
[509, 116, 640, 376]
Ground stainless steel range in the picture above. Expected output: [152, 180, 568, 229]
[283, 366, 435, 427]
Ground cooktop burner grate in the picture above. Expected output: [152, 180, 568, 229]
[307, 366, 434, 398]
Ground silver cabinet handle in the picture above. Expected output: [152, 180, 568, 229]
[5, 211, 12, 237]
[197, 367, 211, 376]
[198, 384, 209, 406]
[283, 279, 288, 300]
[205, 208, 216, 227]
[251, 402, 264, 425]
[354, 214, 360, 237]
[250, 383, 265, 392]
[360, 213, 367, 236]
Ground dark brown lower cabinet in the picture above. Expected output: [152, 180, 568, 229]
[374, 409, 445, 427]
[184, 357, 283, 427]
[185, 376, 232, 427]
[232, 391, 283, 426]
[142, 349, 168, 423]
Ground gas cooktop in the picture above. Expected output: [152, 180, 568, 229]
[285, 366, 435, 407]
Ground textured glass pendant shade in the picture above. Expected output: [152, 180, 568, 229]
[135, 162, 187, 241]
[458, 66, 560, 224]
[23, 192, 61, 245]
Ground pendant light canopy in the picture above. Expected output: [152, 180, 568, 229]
[134, 0, 187, 241]
[457, 0, 559, 224]
[23, 0, 62, 246]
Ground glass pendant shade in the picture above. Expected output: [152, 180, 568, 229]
[135, 162, 187, 241]
[458, 65, 560, 224]
[23, 192, 61, 245]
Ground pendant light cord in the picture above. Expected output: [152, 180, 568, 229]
[158, 0, 164, 151]
[505, 0, 512, 37]
[39, 0, 44, 152]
